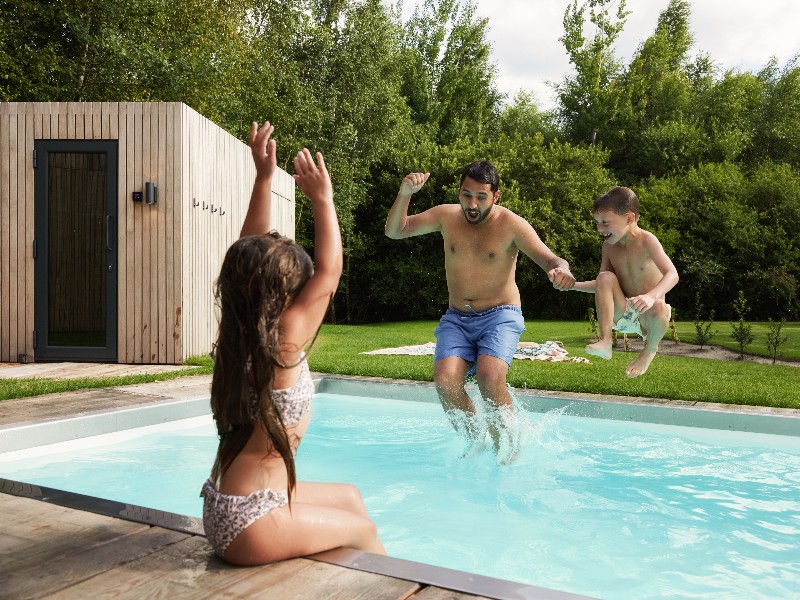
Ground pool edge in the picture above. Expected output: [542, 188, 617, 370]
[0, 478, 591, 600]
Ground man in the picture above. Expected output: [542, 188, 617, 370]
[385, 161, 575, 462]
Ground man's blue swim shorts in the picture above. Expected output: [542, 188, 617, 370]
[433, 304, 525, 366]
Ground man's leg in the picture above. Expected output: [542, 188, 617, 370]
[434, 356, 474, 415]
[472, 307, 526, 464]
[585, 271, 627, 359]
[626, 301, 670, 377]
[434, 356, 488, 450]
[474, 354, 515, 456]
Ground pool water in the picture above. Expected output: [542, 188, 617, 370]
[1, 392, 799, 599]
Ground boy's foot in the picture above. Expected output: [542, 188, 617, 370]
[626, 350, 657, 377]
[585, 341, 613, 360]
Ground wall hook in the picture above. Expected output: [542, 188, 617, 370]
[193, 198, 199, 207]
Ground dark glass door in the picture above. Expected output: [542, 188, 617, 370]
[34, 141, 118, 361]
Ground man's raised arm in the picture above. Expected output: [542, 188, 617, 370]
[385, 172, 440, 239]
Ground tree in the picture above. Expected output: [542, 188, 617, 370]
[399, 0, 502, 145]
[556, 0, 629, 147]
[730, 290, 754, 359]
[766, 318, 788, 364]
[0, 0, 252, 116]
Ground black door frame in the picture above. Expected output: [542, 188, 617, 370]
[33, 140, 118, 362]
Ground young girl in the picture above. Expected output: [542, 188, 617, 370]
[201, 121, 385, 565]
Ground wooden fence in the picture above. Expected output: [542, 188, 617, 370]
[0, 102, 295, 364]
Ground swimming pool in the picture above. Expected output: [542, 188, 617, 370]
[1, 384, 798, 599]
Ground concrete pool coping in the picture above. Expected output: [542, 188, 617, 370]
[2, 374, 798, 455]
[1, 373, 798, 600]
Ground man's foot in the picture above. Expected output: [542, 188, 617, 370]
[585, 341, 613, 360]
[626, 350, 657, 377]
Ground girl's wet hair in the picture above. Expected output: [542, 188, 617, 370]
[594, 186, 640, 217]
[209, 232, 314, 495]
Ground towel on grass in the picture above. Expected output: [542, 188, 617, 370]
[362, 341, 590, 363]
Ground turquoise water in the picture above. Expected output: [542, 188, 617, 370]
[1, 393, 799, 599]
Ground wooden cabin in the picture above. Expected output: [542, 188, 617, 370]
[0, 102, 295, 364]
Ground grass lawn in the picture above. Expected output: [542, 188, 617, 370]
[1, 321, 798, 409]
[309, 321, 800, 410]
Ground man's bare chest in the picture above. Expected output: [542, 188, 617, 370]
[442, 230, 515, 265]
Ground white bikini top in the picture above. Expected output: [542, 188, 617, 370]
[248, 359, 313, 426]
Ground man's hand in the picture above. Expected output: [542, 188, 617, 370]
[250, 121, 277, 180]
[399, 172, 430, 197]
[548, 267, 576, 291]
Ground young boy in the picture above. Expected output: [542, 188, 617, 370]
[572, 186, 679, 377]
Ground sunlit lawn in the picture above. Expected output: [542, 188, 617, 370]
[1, 321, 798, 409]
[308, 321, 800, 409]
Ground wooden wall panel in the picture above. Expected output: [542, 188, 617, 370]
[114, 102, 127, 363]
[0, 104, 9, 361]
[8, 104, 19, 359]
[0, 102, 294, 364]
[181, 106, 266, 360]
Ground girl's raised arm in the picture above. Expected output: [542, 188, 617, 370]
[240, 121, 277, 237]
[282, 149, 343, 349]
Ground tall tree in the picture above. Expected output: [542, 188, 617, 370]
[399, 0, 502, 145]
[556, 0, 629, 147]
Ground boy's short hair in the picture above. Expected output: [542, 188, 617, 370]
[460, 160, 499, 192]
[594, 186, 640, 217]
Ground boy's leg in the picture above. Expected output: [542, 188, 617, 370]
[626, 301, 671, 377]
[585, 271, 627, 359]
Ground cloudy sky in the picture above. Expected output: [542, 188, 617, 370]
[400, 0, 800, 110]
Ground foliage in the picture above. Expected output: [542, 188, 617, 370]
[668, 309, 679, 342]
[692, 292, 716, 349]
[586, 307, 599, 341]
[556, 0, 629, 147]
[766, 318, 789, 364]
[1, 0, 798, 323]
[730, 290, 754, 358]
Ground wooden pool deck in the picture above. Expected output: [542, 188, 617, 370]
[2, 491, 440, 600]
[0, 367, 585, 600]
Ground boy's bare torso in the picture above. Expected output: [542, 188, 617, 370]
[604, 230, 665, 298]
[439, 205, 521, 312]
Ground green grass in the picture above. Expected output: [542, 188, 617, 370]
[672, 320, 800, 361]
[1, 321, 798, 409]
[0, 357, 212, 401]
[308, 321, 800, 410]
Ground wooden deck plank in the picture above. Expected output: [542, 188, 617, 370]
[411, 587, 491, 599]
[3, 525, 188, 600]
[42, 534, 421, 600]
[0, 495, 150, 573]
[190, 558, 422, 600]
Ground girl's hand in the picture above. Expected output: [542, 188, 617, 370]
[293, 148, 333, 205]
[250, 121, 277, 180]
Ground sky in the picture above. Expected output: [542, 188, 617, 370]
[399, 0, 800, 110]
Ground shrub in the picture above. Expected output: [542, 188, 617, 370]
[730, 290, 754, 359]
[766, 318, 789, 364]
[693, 293, 716, 349]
